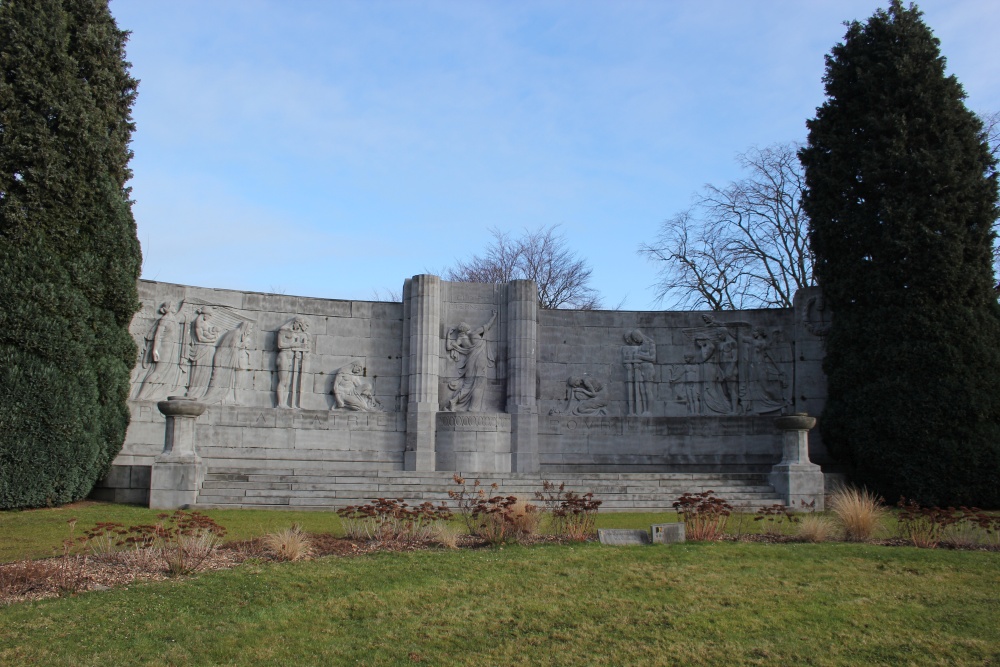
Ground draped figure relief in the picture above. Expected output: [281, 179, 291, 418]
[444, 310, 497, 412]
[549, 375, 610, 416]
[331, 361, 384, 412]
[135, 301, 186, 400]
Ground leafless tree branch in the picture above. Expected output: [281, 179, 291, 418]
[640, 143, 815, 310]
[446, 225, 602, 309]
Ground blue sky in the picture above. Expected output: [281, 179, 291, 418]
[108, 0, 1000, 309]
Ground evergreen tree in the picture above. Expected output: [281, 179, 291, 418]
[800, 1, 1000, 506]
[0, 0, 141, 508]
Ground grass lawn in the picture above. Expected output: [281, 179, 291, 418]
[1, 538, 998, 665]
[3, 503, 998, 665]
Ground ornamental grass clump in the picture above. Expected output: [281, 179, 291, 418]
[262, 524, 315, 561]
[672, 492, 732, 541]
[829, 487, 886, 542]
[796, 515, 835, 543]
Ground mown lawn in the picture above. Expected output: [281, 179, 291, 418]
[1, 540, 998, 666]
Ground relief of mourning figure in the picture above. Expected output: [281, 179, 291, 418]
[744, 327, 789, 414]
[444, 310, 497, 412]
[135, 301, 186, 400]
[549, 376, 609, 416]
[186, 306, 221, 398]
[331, 361, 383, 412]
[200, 321, 255, 405]
[621, 329, 656, 416]
[275, 317, 311, 408]
[667, 354, 702, 415]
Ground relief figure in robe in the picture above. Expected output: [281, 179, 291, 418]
[444, 310, 497, 412]
[550, 376, 609, 416]
[331, 361, 383, 412]
[135, 302, 185, 400]
[201, 321, 254, 405]
[186, 306, 220, 398]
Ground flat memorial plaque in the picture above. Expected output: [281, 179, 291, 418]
[598, 529, 650, 546]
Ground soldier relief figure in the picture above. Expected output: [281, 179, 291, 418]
[275, 317, 310, 408]
[331, 361, 383, 412]
[444, 310, 496, 412]
[622, 329, 656, 416]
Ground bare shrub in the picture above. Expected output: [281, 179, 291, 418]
[337, 498, 452, 542]
[797, 515, 835, 543]
[754, 504, 800, 536]
[829, 487, 886, 542]
[262, 525, 315, 561]
[535, 481, 602, 541]
[673, 492, 732, 541]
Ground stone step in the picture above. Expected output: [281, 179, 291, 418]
[196, 468, 783, 511]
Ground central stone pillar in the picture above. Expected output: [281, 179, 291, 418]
[404, 274, 440, 470]
[506, 279, 539, 472]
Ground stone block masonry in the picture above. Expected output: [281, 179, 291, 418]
[105, 276, 829, 509]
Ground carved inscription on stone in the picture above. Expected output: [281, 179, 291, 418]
[331, 361, 384, 412]
[443, 310, 497, 412]
[681, 315, 788, 416]
[275, 317, 310, 408]
[135, 301, 186, 401]
[549, 375, 610, 416]
[622, 329, 656, 417]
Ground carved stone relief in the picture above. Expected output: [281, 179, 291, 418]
[622, 329, 656, 416]
[803, 293, 831, 337]
[681, 315, 789, 416]
[667, 354, 701, 415]
[549, 375, 610, 416]
[443, 310, 497, 412]
[331, 361, 383, 412]
[134, 301, 186, 401]
[275, 317, 311, 408]
[199, 321, 255, 405]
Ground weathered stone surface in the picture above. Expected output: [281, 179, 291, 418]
[651, 523, 686, 544]
[598, 529, 650, 545]
[116, 277, 828, 508]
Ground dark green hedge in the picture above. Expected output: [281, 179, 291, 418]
[0, 0, 140, 509]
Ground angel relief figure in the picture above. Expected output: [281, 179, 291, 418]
[135, 301, 186, 400]
[444, 310, 497, 412]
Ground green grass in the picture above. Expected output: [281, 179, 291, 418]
[1, 542, 998, 665]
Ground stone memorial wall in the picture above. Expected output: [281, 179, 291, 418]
[105, 276, 830, 507]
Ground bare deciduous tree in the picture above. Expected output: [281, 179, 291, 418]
[446, 225, 602, 309]
[640, 143, 814, 310]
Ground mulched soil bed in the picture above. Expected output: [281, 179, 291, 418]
[3, 532, 996, 606]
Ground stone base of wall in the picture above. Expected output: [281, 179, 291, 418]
[89, 465, 151, 505]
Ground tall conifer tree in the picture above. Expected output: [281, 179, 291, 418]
[800, 1, 1000, 506]
[0, 0, 141, 508]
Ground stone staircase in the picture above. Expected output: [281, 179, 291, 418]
[196, 468, 784, 512]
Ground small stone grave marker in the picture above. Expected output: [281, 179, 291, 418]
[598, 529, 650, 545]
[651, 523, 686, 544]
